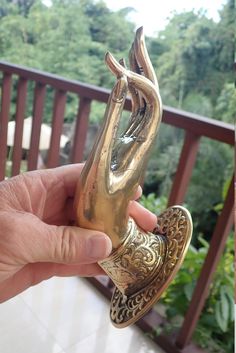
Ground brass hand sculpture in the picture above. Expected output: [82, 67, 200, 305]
[75, 27, 192, 327]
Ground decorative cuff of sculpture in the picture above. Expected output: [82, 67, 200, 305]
[99, 205, 192, 328]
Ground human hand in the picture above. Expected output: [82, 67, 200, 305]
[0, 164, 156, 302]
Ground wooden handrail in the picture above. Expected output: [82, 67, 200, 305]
[0, 61, 234, 145]
[162, 107, 234, 145]
[0, 61, 111, 101]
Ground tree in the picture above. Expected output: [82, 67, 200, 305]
[0, 0, 37, 17]
[215, 83, 236, 123]
[148, 2, 234, 117]
[149, 11, 220, 110]
[214, 0, 235, 74]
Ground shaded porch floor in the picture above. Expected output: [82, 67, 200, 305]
[0, 276, 164, 353]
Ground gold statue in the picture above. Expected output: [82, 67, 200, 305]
[75, 27, 192, 327]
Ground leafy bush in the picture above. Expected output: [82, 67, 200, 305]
[161, 234, 234, 352]
[140, 193, 167, 215]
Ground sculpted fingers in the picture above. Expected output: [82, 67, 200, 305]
[134, 26, 159, 88]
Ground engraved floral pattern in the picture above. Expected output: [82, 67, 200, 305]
[100, 219, 166, 295]
[110, 206, 192, 327]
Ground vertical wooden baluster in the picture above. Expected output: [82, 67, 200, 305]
[168, 131, 200, 206]
[46, 89, 67, 168]
[0, 73, 12, 180]
[176, 175, 234, 348]
[11, 77, 28, 176]
[28, 82, 46, 171]
[70, 96, 91, 163]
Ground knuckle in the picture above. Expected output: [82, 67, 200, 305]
[57, 227, 78, 263]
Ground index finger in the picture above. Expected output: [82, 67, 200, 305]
[48, 163, 84, 197]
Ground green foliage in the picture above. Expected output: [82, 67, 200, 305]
[215, 83, 236, 123]
[140, 193, 167, 215]
[160, 235, 234, 353]
[0, 0, 134, 88]
[182, 92, 213, 117]
[150, 11, 219, 108]
[148, 2, 234, 115]
[90, 101, 107, 124]
[144, 124, 183, 195]
[215, 0, 235, 74]
[186, 140, 233, 243]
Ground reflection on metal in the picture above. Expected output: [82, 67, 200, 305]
[75, 27, 192, 327]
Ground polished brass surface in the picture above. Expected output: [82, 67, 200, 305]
[75, 27, 192, 327]
[99, 218, 167, 296]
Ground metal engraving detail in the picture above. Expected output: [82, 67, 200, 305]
[99, 218, 167, 296]
[110, 206, 192, 327]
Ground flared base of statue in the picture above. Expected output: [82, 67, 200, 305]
[100, 206, 192, 328]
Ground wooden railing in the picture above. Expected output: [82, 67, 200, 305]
[0, 61, 234, 353]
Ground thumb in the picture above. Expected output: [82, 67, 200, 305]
[46, 224, 112, 264]
[28, 220, 112, 265]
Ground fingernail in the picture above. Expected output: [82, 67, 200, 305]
[87, 234, 112, 260]
[151, 212, 157, 223]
